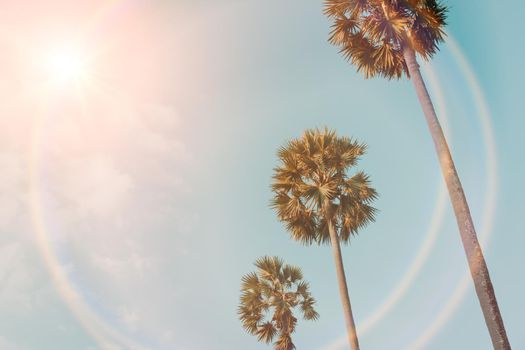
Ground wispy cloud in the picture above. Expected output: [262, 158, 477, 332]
[0, 336, 27, 350]
[0, 93, 196, 348]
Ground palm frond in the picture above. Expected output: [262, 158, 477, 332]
[301, 297, 320, 321]
[329, 14, 360, 45]
[255, 256, 284, 281]
[240, 272, 260, 291]
[325, 0, 448, 79]
[256, 322, 277, 344]
[275, 333, 296, 350]
[238, 257, 319, 347]
[271, 128, 378, 245]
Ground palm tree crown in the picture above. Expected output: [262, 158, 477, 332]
[271, 128, 377, 245]
[238, 256, 319, 350]
[324, 0, 447, 79]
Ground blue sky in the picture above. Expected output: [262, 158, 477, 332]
[0, 1, 524, 349]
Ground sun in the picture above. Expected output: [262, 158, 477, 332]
[45, 46, 89, 84]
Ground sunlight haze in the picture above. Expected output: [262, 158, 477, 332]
[0, 1, 523, 350]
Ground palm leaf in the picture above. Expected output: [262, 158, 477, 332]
[324, 0, 448, 79]
[271, 128, 377, 246]
[238, 257, 319, 347]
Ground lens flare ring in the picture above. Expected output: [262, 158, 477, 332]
[407, 35, 498, 350]
[26, 8, 496, 347]
[29, 87, 151, 350]
[321, 34, 498, 350]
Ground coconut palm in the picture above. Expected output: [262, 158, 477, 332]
[238, 256, 319, 350]
[271, 128, 377, 350]
[324, 1, 510, 348]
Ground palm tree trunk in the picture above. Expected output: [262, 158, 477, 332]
[403, 46, 511, 350]
[327, 215, 360, 350]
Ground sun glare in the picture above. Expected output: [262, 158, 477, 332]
[45, 46, 88, 84]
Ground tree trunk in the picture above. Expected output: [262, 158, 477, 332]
[326, 210, 360, 350]
[403, 45, 511, 350]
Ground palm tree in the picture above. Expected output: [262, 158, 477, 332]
[271, 128, 377, 350]
[238, 256, 319, 350]
[324, 1, 510, 348]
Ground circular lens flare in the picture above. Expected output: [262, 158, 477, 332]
[407, 35, 498, 350]
[321, 34, 498, 350]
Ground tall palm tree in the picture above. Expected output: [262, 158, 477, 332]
[271, 128, 377, 350]
[324, 1, 510, 348]
[238, 256, 319, 350]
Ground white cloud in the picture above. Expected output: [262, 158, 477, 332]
[0, 336, 26, 350]
[0, 76, 195, 348]
[117, 307, 140, 331]
[58, 156, 133, 218]
[91, 239, 156, 278]
[0, 153, 27, 230]
[0, 239, 49, 310]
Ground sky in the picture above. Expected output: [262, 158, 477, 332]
[0, 1, 524, 349]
